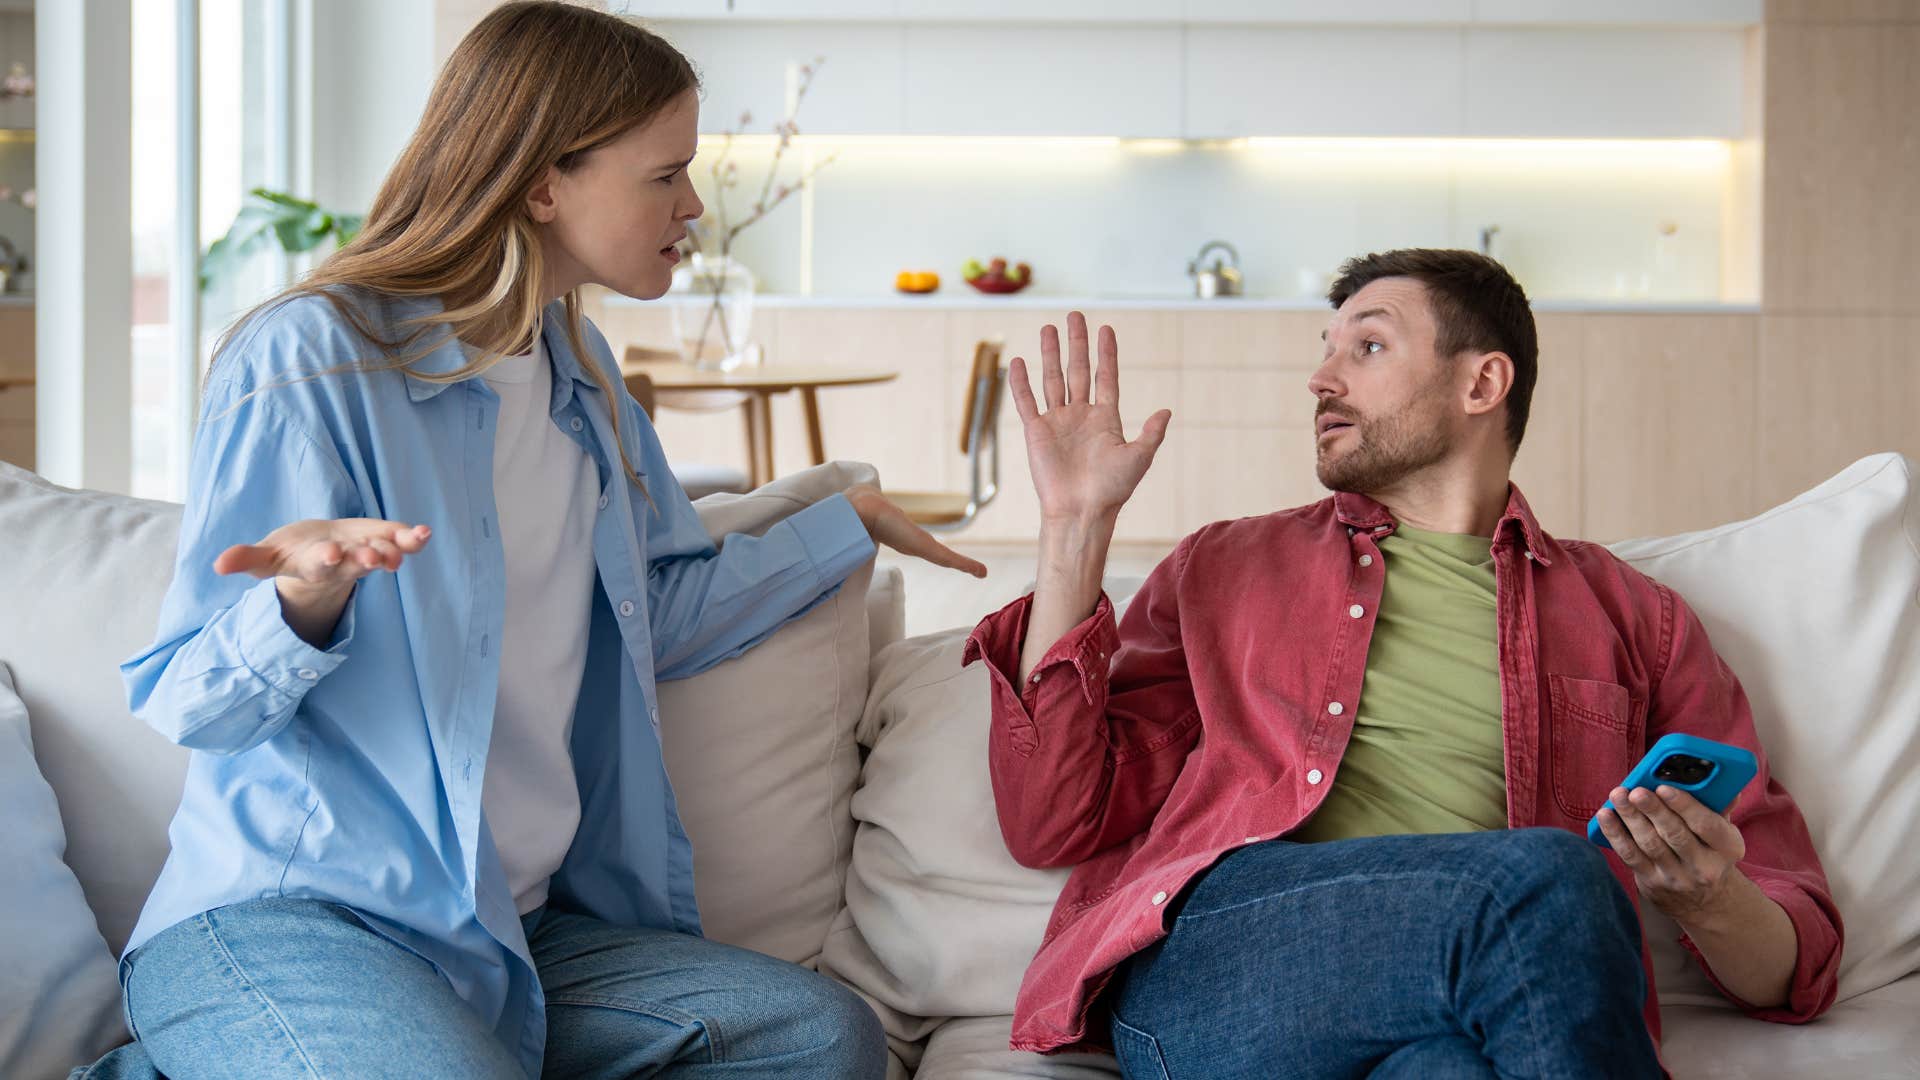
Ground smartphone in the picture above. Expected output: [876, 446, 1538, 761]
[1587, 733, 1757, 850]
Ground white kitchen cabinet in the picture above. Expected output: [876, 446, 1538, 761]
[1182, 0, 1474, 23]
[616, 1, 735, 18]
[1183, 26, 1467, 138]
[1463, 28, 1746, 138]
[624, 0, 1762, 25]
[653, 20, 909, 134]
[620, 1, 900, 16]
[648, 7, 1754, 141]
[712, 0, 901, 16]
[902, 24, 1183, 138]
[1469, 0, 1762, 27]
[896, 0, 1175, 20]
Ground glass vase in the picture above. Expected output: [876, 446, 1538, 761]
[668, 253, 757, 373]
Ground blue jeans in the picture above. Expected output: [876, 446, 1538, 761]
[1108, 828, 1663, 1080]
[71, 897, 885, 1079]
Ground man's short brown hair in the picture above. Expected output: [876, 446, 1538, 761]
[1327, 249, 1538, 455]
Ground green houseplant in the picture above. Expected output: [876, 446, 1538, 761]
[199, 188, 364, 291]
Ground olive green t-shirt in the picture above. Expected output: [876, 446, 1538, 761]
[1289, 524, 1509, 843]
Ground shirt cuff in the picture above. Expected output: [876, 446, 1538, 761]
[787, 493, 878, 590]
[1678, 868, 1843, 1024]
[234, 577, 355, 698]
[963, 591, 1122, 711]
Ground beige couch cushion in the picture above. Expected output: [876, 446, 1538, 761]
[1660, 974, 1920, 1079]
[657, 461, 879, 966]
[1611, 453, 1920, 1006]
[0, 663, 127, 1080]
[821, 581, 1144, 1034]
[0, 464, 191, 955]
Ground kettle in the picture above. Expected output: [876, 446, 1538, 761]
[1187, 240, 1243, 299]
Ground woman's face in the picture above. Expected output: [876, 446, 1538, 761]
[533, 88, 704, 302]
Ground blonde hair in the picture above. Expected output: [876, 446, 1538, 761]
[213, 1, 698, 492]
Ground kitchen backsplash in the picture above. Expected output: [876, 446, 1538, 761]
[696, 135, 1743, 304]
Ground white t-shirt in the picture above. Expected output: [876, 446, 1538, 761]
[477, 336, 601, 915]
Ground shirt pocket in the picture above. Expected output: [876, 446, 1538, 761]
[1547, 674, 1646, 820]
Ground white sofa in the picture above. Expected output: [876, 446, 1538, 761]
[1, 454, 1917, 1080]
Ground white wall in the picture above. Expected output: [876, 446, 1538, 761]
[305, 0, 436, 215]
[35, 0, 132, 492]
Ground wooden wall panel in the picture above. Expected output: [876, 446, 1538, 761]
[772, 308, 953, 490]
[0, 306, 33, 471]
[1579, 315, 1761, 542]
[1755, 315, 1920, 507]
[1761, 20, 1920, 314]
[1509, 314, 1585, 539]
[0, 383, 32, 470]
[1766, 0, 1920, 22]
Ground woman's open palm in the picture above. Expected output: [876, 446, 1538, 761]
[213, 518, 433, 590]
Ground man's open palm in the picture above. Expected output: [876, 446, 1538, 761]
[1009, 311, 1172, 523]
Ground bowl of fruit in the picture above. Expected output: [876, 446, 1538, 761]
[962, 257, 1032, 295]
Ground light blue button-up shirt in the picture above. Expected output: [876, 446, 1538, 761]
[120, 291, 875, 1076]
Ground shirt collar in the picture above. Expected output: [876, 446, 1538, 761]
[396, 295, 598, 405]
[1332, 483, 1555, 566]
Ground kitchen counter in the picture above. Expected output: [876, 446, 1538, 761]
[606, 293, 1758, 315]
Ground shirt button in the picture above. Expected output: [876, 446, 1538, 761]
[570, 417, 584, 432]
[1327, 701, 1344, 716]
[1151, 891, 1168, 906]
[296, 668, 319, 681]
[1030, 673, 1041, 684]
[1245, 835, 1261, 844]
[1358, 555, 1373, 568]
[1307, 768, 1325, 785]
[1525, 550, 1537, 561]
[598, 492, 610, 510]
[1349, 604, 1365, 619]
[618, 599, 636, 618]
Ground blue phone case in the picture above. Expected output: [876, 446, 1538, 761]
[1587, 733, 1757, 849]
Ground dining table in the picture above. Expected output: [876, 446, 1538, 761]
[621, 351, 898, 489]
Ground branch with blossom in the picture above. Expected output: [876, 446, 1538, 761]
[1, 63, 31, 99]
[680, 56, 839, 357]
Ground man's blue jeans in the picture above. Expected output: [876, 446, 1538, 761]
[1108, 828, 1664, 1080]
[71, 897, 886, 1079]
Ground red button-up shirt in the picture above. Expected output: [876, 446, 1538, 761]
[964, 486, 1842, 1055]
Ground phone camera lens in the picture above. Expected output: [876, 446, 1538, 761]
[1653, 754, 1714, 785]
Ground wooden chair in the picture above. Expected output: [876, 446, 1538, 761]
[625, 343, 772, 487]
[622, 368, 752, 501]
[887, 340, 1006, 532]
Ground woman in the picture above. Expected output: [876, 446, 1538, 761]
[72, 5, 982, 1077]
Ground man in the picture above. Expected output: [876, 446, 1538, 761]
[964, 250, 1841, 1078]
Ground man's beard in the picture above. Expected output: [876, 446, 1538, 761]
[1315, 397, 1452, 494]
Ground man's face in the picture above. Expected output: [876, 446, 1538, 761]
[1309, 277, 1461, 494]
